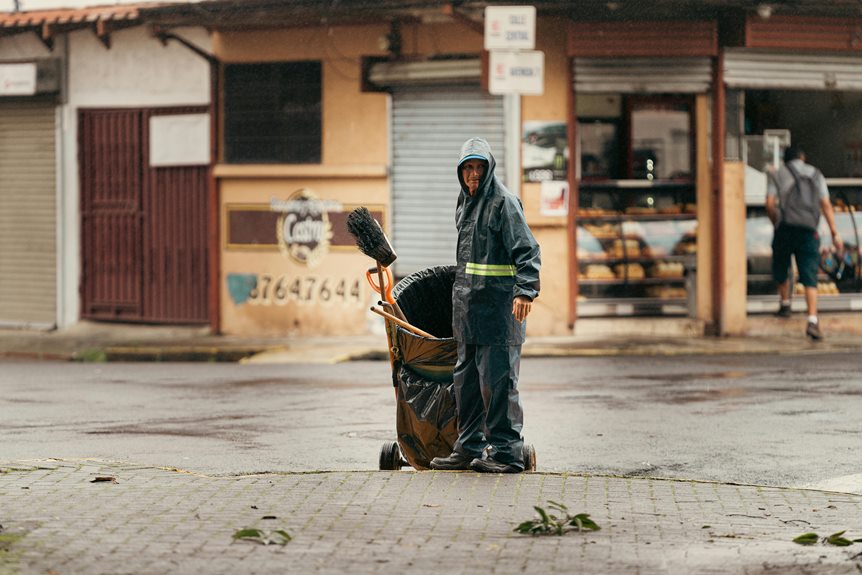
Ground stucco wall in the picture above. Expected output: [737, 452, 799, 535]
[54, 26, 211, 328]
[214, 21, 495, 337]
[519, 17, 572, 335]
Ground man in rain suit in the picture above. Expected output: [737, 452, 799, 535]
[430, 138, 542, 474]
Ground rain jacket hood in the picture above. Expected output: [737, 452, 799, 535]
[453, 138, 541, 346]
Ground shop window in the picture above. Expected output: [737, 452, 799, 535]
[578, 95, 694, 182]
[628, 98, 693, 181]
[224, 61, 321, 164]
[576, 94, 697, 317]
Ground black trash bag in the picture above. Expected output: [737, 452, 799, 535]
[394, 366, 458, 470]
[390, 266, 459, 469]
[392, 265, 455, 339]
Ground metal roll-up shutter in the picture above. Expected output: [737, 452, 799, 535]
[0, 101, 56, 328]
[574, 57, 712, 93]
[391, 86, 505, 277]
[724, 49, 862, 90]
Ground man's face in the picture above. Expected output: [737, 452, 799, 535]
[461, 159, 486, 195]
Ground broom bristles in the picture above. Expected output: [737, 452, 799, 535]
[346, 207, 397, 267]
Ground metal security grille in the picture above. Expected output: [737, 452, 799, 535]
[79, 108, 210, 324]
[390, 86, 505, 277]
[0, 101, 57, 328]
[573, 58, 713, 93]
[724, 49, 862, 90]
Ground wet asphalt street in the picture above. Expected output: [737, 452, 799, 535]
[1, 353, 860, 492]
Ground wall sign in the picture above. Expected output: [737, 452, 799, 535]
[489, 50, 544, 95]
[272, 189, 340, 268]
[0, 63, 37, 96]
[484, 5, 536, 51]
[523, 121, 568, 181]
[149, 114, 211, 167]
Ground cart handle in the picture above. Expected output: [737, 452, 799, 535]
[369, 306, 435, 339]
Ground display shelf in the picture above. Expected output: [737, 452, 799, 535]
[578, 213, 696, 222]
[575, 178, 698, 316]
[577, 297, 690, 317]
[579, 277, 687, 285]
[579, 255, 693, 264]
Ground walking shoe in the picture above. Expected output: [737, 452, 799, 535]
[775, 304, 792, 318]
[470, 457, 523, 474]
[430, 451, 474, 470]
[806, 321, 823, 341]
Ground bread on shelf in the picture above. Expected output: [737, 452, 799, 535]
[646, 286, 687, 299]
[583, 223, 617, 239]
[580, 207, 618, 217]
[583, 264, 616, 280]
[650, 261, 685, 278]
[625, 206, 657, 215]
[608, 238, 641, 258]
[613, 263, 645, 279]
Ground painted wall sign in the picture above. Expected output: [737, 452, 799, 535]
[272, 189, 338, 268]
[226, 272, 364, 308]
[226, 202, 385, 252]
[0, 63, 37, 96]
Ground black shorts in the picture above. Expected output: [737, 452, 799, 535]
[772, 223, 820, 288]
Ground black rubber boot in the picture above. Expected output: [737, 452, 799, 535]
[470, 457, 523, 474]
[430, 451, 475, 470]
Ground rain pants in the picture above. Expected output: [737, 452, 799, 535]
[451, 137, 541, 469]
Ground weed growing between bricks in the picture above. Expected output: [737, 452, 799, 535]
[514, 500, 600, 536]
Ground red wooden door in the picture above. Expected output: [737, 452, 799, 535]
[79, 108, 210, 324]
[79, 109, 144, 320]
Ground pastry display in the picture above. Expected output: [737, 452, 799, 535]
[576, 188, 699, 311]
[580, 207, 618, 217]
[650, 261, 684, 278]
[583, 264, 615, 280]
[608, 238, 641, 258]
[625, 206, 657, 215]
[583, 223, 618, 239]
[646, 286, 687, 299]
[794, 282, 839, 296]
[613, 263, 645, 279]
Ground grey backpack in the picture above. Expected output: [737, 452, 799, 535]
[780, 164, 821, 230]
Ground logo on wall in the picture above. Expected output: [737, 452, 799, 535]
[273, 189, 338, 268]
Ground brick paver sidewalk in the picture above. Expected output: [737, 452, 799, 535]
[2, 460, 861, 574]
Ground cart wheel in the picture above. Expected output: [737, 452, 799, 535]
[379, 441, 402, 470]
[523, 444, 537, 472]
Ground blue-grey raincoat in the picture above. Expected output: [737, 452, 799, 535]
[452, 138, 541, 346]
[449, 137, 541, 470]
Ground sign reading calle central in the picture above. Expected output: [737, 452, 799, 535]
[484, 5, 536, 51]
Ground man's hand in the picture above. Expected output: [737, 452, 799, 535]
[512, 295, 532, 323]
[833, 231, 844, 253]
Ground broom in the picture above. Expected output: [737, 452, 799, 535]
[346, 207, 411, 325]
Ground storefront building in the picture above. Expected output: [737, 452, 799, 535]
[2, 1, 860, 338]
[0, 5, 213, 329]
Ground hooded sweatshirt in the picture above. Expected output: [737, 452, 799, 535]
[453, 138, 541, 346]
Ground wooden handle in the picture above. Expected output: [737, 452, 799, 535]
[369, 306, 436, 339]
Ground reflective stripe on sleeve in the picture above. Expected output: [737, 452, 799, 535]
[465, 262, 516, 276]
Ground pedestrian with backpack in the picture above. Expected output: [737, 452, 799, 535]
[766, 145, 843, 340]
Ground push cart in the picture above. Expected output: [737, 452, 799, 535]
[372, 265, 536, 472]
